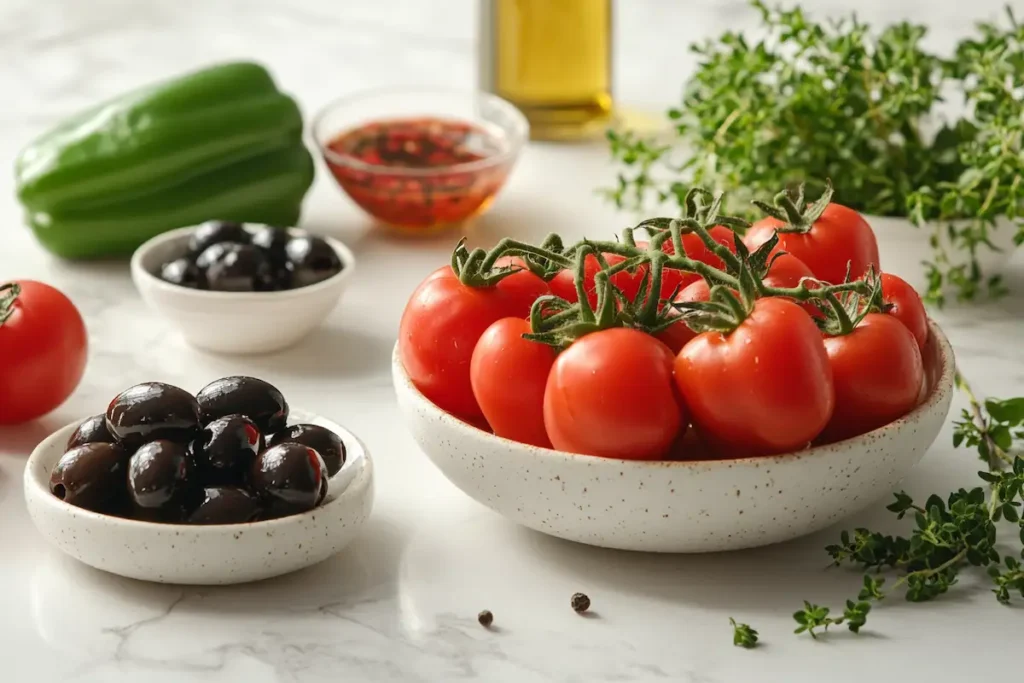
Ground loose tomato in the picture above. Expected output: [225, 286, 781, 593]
[881, 273, 928, 351]
[548, 252, 644, 307]
[674, 297, 835, 455]
[0, 281, 88, 425]
[399, 265, 549, 421]
[544, 328, 685, 459]
[470, 318, 555, 448]
[820, 313, 924, 443]
[743, 203, 880, 285]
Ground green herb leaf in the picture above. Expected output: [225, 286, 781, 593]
[730, 618, 759, 648]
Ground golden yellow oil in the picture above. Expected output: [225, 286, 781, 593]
[480, 0, 613, 141]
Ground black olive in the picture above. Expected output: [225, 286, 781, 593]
[250, 225, 297, 290]
[105, 382, 200, 451]
[283, 235, 342, 288]
[250, 225, 294, 268]
[270, 424, 346, 476]
[188, 220, 250, 256]
[50, 443, 129, 513]
[200, 243, 276, 292]
[196, 376, 288, 434]
[66, 414, 115, 451]
[192, 414, 264, 485]
[159, 257, 206, 289]
[195, 242, 235, 270]
[187, 486, 262, 525]
[250, 442, 327, 517]
[128, 440, 194, 522]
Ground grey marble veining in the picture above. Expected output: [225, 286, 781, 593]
[1, 1, 1022, 681]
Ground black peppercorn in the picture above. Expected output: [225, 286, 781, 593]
[477, 610, 494, 628]
[571, 592, 591, 613]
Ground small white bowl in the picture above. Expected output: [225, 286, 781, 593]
[131, 226, 356, 354]
[24, 409, 374, 585]
[394, 322, 955, 553]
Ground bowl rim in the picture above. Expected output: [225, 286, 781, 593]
[394, 320, 956, 468]
[24, 408, 370, 531]
[310, 86, 529, 178]
[130, 225, 356, 302]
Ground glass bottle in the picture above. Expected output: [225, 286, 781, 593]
[478, 0, 614, 141]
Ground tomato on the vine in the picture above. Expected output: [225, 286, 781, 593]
[0, 281, 88, 425]
[819, 313, 924, 443]
[544, 328, 684, 460]
[674, 297, 835, 455]
[881, 273, 928, 351]
[638, 225, 738, 299]
[548, 226, 739, 309]
[471, 318, 555, 448]
[399, 264, 549, 421]
[548, 253, 645, 308]
[744, 201, 879, 285]
[656, 253, 816, 353]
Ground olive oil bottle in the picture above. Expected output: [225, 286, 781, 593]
[478, 0, 613, 141]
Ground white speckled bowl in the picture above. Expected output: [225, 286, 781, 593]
[394, 322, 955, 553]
[24, 410, 374, 585]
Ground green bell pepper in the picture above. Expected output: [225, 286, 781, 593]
[14, 61, 316, 259]
[27, 145, 314, 260]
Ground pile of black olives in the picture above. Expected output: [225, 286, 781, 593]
[158, 221, 344, 292]
[49, 376, 347, 525]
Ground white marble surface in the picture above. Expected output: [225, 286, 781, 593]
[1, 1, 1022, 681]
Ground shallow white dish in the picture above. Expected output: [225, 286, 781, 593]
[394, 322, 955, 553]
[131, 225, 356, 354]
[24, 409, 374, 585]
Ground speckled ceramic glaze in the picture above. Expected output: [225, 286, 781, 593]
[24, 410, 374, 585]
[394, 323, 955, 553]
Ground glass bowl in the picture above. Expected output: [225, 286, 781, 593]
[313, 88, 529, 234]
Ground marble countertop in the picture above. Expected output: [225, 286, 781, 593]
[1, 1, 1021, 681]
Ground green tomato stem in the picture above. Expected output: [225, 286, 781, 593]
[574, 245, 597, 324]
[481, 238, 574, 272]
[0, 282, 21, 326]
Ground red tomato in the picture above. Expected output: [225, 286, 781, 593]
[674, 297, 835, 455]
[544, 329, 685, 459]
[470, 318, 555, 448]
[762, 253, 822, 318]
[881, 273, 928, 351]
[820, 313, 924, 443]
[762, 253, 814, 289]
[654, 278, 713, 353]
[657, 254, 816, 353]
[638, 225, 739, 298]
[0, 281, 88, 425]
[399, 265, 549, 421]
[743, 203, 880, 285]
[548, 253, 644, 307]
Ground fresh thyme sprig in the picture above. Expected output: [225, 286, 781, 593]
[604, 0, 1024, 304]
[730, 618, 759, 648]
[793, 378, 1024, 639]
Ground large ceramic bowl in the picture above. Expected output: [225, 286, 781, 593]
[24, 409, 374, 585]
[393, 322, 955, 553]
